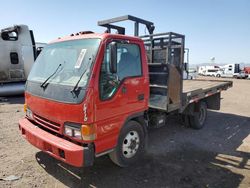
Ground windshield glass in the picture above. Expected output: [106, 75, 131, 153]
[28, 39, 100, 87]
[26, 38, 100, 104]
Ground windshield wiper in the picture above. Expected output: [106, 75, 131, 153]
[40, 64, 62, 89]
[71, 56, 93, 96]
[71, 68, 88, 95]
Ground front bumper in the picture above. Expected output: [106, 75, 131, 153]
[19, 118, 94, 167]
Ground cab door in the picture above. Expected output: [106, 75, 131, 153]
[94, 40, 146, 153]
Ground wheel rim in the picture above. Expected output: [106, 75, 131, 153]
[198, 107, 206, 125]
[122, 131, 140, 158]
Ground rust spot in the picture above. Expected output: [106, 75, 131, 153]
[0, 71, 8, 81]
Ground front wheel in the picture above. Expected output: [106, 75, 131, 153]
[109, 120, 145, 167]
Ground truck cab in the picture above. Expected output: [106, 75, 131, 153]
[20, 31, 150, 167]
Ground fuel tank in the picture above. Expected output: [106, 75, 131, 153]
[0, 82, 25, 96]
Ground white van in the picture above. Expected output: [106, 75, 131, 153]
[198, 66, 220, 76]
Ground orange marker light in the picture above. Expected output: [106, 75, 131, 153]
[24, 103, 27, 112]
[81, 125, 96, 141]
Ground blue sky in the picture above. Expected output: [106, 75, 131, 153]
[0, 0, 249, 64]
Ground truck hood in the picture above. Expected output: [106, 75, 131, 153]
[25, 92, 86, 134]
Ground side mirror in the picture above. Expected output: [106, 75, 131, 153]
[109, 42, 117, 74]
[184, 62, 188, 72]
[36, 47, 43, 58]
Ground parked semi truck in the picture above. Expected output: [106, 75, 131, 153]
[0, 25, 45, 96]
[19, 15, 232, 167]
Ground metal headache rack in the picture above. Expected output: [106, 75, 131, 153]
[141, 32, 185, 65]
[98, 15, 185, 66]
[98, 15, 185, 112]
[98, 15, 155, 36]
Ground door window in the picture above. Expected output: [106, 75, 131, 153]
[99, 42, 142, 100]
[1, 31, 18, 41]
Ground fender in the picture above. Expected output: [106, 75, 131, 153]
[95, 111, 148, 157]
[122, 111, 149, 150]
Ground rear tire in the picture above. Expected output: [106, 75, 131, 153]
[109, 120, 145, 167]
[189, 102, 207, 129]
[181, 114, 191, 127]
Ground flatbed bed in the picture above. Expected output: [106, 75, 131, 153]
[149, 79, 232, 112]
[183, 79, 231, 95]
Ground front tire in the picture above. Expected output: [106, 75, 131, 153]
[109, 120, 145, 167]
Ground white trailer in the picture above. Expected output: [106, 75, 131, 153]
[215, 64, 240, 78]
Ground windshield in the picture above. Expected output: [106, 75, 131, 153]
[26, 38, 101, 103]
[28, 39, 100, 87]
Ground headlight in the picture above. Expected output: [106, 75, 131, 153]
[26, 108, 34, 119]
[64, 123, 82, 140]
[64, 123, 96, 141]
[74, 129, 82, 138]
[64, 126, 73, 137]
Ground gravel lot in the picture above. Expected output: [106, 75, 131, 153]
[0, 78, 250, 188]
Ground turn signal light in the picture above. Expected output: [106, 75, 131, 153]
[81, 124, 96, 141]
[24, 103, 27, 112]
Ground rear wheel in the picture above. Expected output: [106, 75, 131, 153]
[189, 102, 207, 129]
[181, 114, 191, 127]
[109, 120, 145, 167]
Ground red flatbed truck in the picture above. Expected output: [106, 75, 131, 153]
[19, 15, 232, 167]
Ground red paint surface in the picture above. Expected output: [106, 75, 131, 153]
[243, 67, 250, 74]
[19, 118, 84, 167]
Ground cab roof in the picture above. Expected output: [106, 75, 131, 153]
[50, 32, 143, 44]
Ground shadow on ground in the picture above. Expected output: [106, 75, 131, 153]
[35, 110, 250, 188]
[0, 95, 24, 104]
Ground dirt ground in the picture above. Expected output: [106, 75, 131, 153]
[0, 77, 250, 188]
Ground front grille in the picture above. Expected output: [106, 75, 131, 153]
[33, 114, 61, 133]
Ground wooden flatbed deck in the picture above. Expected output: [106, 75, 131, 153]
[149, 79, 232, 112]
[183, 79, 232, 97]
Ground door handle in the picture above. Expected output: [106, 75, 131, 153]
[122, 86, 127, 94]
[137, 94, 144, 101]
